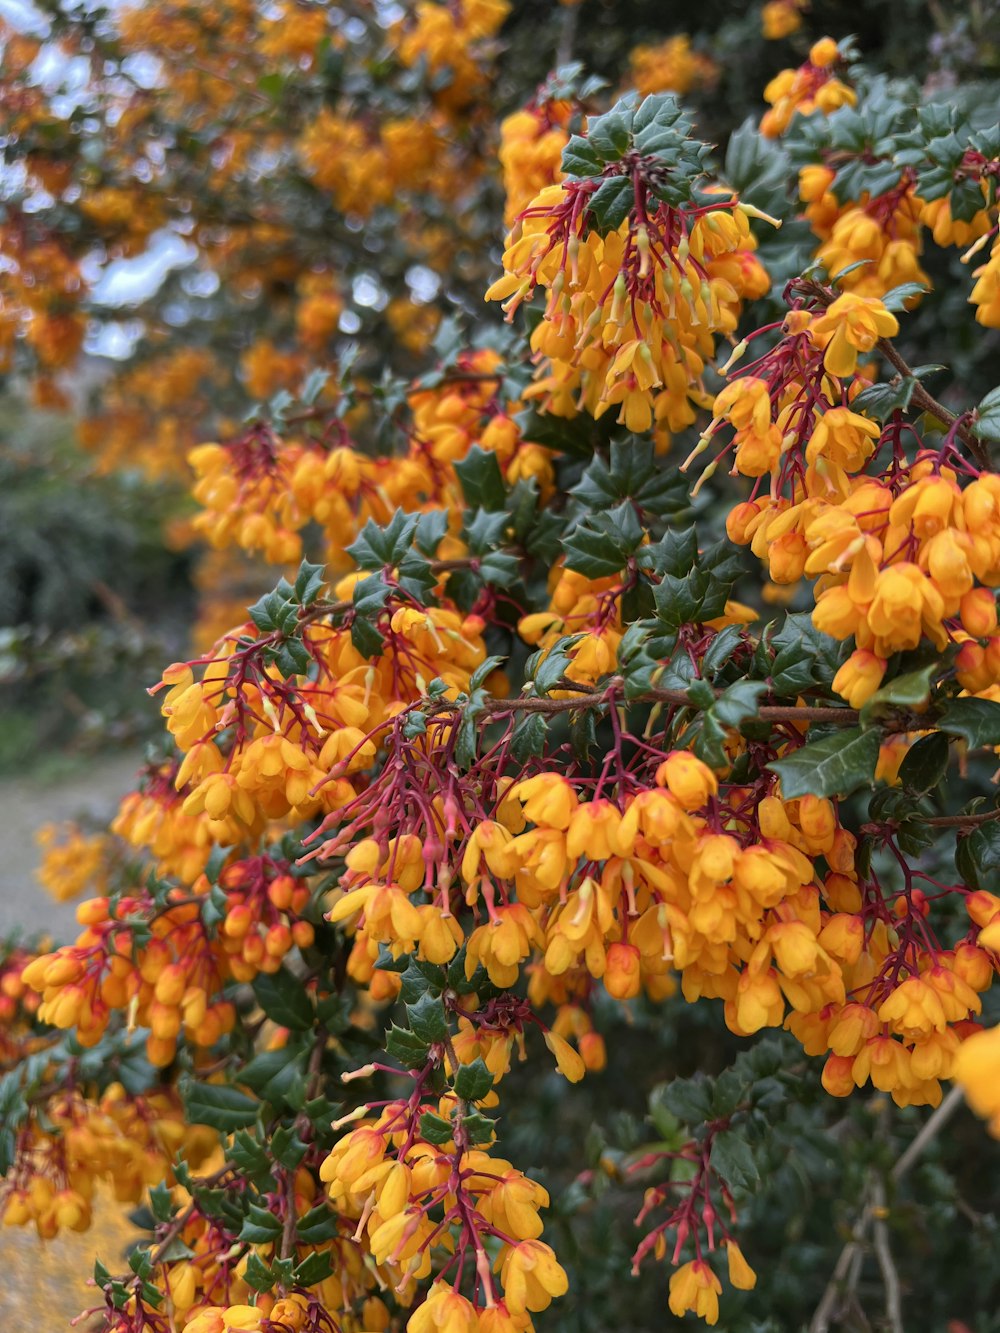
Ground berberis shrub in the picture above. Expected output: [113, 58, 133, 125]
[3, 1, 1000, 1329]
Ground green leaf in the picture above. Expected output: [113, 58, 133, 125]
[351, 613, 384, 659]
[420, 1111, 454, 1145]
[956, 820, 1000, 892]
[974, 386, 1000, 445]
[461, 1111, 496, 1144]
[532, 636, 581, 696]
[183, 1081, 259, 1132]
[881, 282, 928, 311]
[938, 697, 1000, 749]
[510, 712, 547, 761]
[252, 968, 313, 1031]
[587, 175, 633, 232]
[859, 664, 936, 726]
[243, 1251, 275, 1294]
[230, 1131, 274, 1184]
[293, 559, 326, 605]
[768, 727, 881, 799]
[454, 447, 506, 511]
[271, 1125, 307, 1170]
[655, 1075, 714, 1126]
[571, 438, 688, 517]
[561, 134, 604, 177]
[293, 1251, 334, 1286]
[897, 730, 950, 793]
[347, 509, 420, 569]
[296, 1202, 341, 1243]
[563, 502, 645, 578]
[470, 655, 505, 691]
[590, 108, 633, 159]
[711, 1130, 760, 1194]
[713, 681, 766, 729]
[405, 991, 449, 1045]
[384, 1023, 430, 1068]
[852, 377, 917, 421]
[239, 1203, 283, 1244]
[240, 1047, 306, 1104]
[454, 1057, 494, 1102]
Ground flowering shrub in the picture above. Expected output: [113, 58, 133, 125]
[4, 3, 1000, 1330]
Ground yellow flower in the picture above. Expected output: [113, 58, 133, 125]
[668, 1259, 723, 1324]
[497, 1240, 569, 1314]
[809, 293, 899, 378]
[407, 1283, 480, 1333]
[953, 1024, 1000, 1135]
[832, 649, 886, 708]
[543, 1029, 586, 1082]
[725, 1240, 757, 1290]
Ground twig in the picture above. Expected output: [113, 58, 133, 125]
[809, 1086, 965, 1332]
[890, 1084, 964, 1182]
[809, 1182, 874, 1333]
[924, 810, 1000, 829]
[482, 676, 861, 725]
[871, 1178, 904, 1333]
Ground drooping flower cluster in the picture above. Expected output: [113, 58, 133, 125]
[700, 288, 1000, 708]
[487, 119, 770, 437]
[760, 39, 855, 139]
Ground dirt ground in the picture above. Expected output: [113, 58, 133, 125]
[0, 751, 141, 941]
[0, 750, 143, 1321]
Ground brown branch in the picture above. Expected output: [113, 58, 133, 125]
[924, 809, 1000, 828]
[482, 677, 860, 726]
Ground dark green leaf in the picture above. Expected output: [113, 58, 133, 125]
[405, 991, 449, 1045]
[711, 1130, 759, 1194]
[768, 727, 880, 799]
[454, 1057, 494, 1102]
[183, 1080, 259, 1132]
[252, 968, 313, 1031]
[939, 697, 1000, 749]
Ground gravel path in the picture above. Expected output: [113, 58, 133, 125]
[0, 750, 144, 1315]
[0, 750, 142, 942]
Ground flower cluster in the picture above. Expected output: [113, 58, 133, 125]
[702, 289, 1000, 698]
[1, 1085, 214, 1237]
[487, 155, 769, 436]
[760, 39, 855, 139]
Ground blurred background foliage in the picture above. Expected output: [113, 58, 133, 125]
[0, 392, 193, 773]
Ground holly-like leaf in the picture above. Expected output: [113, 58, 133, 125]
[420, 1111, 454, 1145]
[385, 1024, 431, 1069]
[881, 282, 928, 311]
[183, 1080, 259, 1132]
[711, 1130, 759, 1194]
[938, 697, 1000, 749]
[252, 968, 313, 1031]
[293, 1252, 334, 1286]
[405, 991, 449, 1045]
[510, 711, 547, 761]
[974, 385, 1000, 445]
[768, 727, 881, 799]
[897, 730, 950, 793]
[587, 175, 633, 232]
[652, 1075, 714, 1126]
[243, 1251, 275, 1293]
[240, 1204, 283, 1245]
[860, 664, 936, 726]
[454, 1057, 494, 1102]
[455, 447, 506, 510]
[956, 820, 1000, 892]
